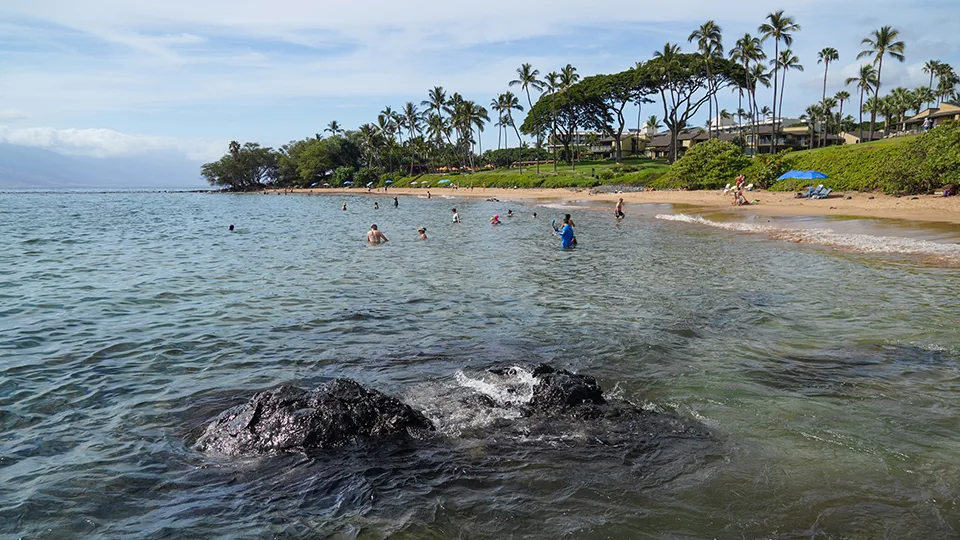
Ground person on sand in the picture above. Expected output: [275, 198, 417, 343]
[733, 189, 749, 206]
[393, 197, 399, 208]
[452, 208, 461, 223]
[491, 214, 501, 225]
[615, 198, 625, 219]
[559, 215, 576, 248]
[367, 224, 388, 244]
[417, 227, 427, 240]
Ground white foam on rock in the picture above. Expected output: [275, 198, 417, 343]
[656, 213, 960, 263]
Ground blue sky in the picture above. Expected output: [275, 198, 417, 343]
[1, 0, 958, 184]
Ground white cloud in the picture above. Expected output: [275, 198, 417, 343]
[0, 125, 224, 161]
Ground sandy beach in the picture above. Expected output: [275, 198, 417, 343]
[267, 187, 960, 225]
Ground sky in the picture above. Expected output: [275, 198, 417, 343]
[1, 0, 959, 186]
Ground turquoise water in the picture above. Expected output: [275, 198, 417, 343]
[2, 191, 959, 538]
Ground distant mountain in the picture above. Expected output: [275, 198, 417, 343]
[0, 144, 208, 189]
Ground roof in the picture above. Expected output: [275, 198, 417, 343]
[906, 103, 960, 123]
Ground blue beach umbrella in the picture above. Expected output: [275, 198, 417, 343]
[343, 181, 353, 185]
[366, 182, 374, 187]
[385, 180, 393, 184]
[438, 179, 452, 184]
[777, 170, 828, 181]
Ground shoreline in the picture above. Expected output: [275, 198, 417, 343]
[264, 187, 960, 226]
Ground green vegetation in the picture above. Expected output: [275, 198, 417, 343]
[651, 139, 749, 189]
[764, 121, 960, 194]
[389, 158, 668, 189]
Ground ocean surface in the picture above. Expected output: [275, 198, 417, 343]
[2, 190, 960, 539]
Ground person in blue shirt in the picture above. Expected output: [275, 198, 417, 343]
[559, 215, 576, 248]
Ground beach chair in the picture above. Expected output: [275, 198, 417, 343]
[811, 188, 832, 199]
[745, 183, 754, 191]
[722, 183, 732, 194]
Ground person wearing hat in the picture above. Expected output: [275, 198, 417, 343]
[417, 227, 427, 240]
[367, 224, 388, 244]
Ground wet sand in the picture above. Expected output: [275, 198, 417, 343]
[268, 187, 960, 226]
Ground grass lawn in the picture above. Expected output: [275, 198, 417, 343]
[392, 158, 669, 189]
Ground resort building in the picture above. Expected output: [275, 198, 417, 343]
[903, 103, 960, 132]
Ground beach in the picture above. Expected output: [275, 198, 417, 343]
[268, 187, 960, 225]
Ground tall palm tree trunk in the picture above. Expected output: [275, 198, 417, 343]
[771, 42, 780, 154]
[870, 57, 884, 139]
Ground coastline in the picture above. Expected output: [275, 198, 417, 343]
[265, 187, 960, 226]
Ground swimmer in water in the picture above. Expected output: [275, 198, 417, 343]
[417, 227, 427, 240]
[507, 209, 513, 218]
[228, 224, 235, 231]
[559, 215, 576, 248]
[374, 201, 379, 210]
[491, 214, 501, 225]
[367, 224, 388, 244]
[342, 202, 347, 211]
[393, 197, 399, 208]
[452, 208, 460, 223]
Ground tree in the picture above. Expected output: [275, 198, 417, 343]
[759, 10, 800, 153]
[201, 142, 278, 190]
[559, 64, 581, 169]
[509, 63, 546, 171]
[325, 120, 343, 136]
[817, 47, 840, 107]
[577, 69, 656, 162]
[834, 90, 851, 134]
[923, 60, 942, 106]
[857, 26, 906, 139]
[645, 115, 662, 132]
[730, 33, 766, 150]
[846, 63, 878, 142]
[422, 86, 448, 123]
[688, 21, 724, 138]
[774, 49, 803, 147]
[543, 71, 561, 171]
[649, 45, 743, 162]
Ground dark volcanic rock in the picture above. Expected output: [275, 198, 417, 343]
[196, 379, 434, 455]
[527, 364, 605, 411]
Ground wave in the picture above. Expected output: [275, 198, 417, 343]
[656, 213, 960, 263]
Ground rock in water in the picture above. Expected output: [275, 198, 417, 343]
[527, 364, 605, 411]
[196, 379, 434, 455]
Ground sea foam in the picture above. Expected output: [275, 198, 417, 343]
[656, 213, 960, 263]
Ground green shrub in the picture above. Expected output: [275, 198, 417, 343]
[332, 166, 354, 186]
[879, 120, 960, 195]
[744, 150, 791, 189]
[598, 170, 615, 181]
[652, 139, 749, 189]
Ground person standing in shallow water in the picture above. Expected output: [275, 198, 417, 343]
[367, 224, 388, 244]
[615, 198, 624, 219]
[393, 197, 399, 208]
[374, 202, 379, 210]
[559, 215, 576, 248]
[452, 208, 460, 223]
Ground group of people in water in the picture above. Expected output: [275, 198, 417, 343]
[362, 196, 615, 248]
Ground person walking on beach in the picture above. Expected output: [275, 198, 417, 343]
[615, 198, 625, 219]
[452, 208, 461, 223]
[393, 197, 399, 208]
[367, 224, 388, 244]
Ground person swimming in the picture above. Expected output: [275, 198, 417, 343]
[374, 202, 379, 210]
[342, 202, 347, 211]
[491, 214, 501, 225]
[507, 209, 513, 218]
[417, 227, 427, 240]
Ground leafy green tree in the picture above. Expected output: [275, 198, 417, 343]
[577, 69, 655, 162]
[858, 26, 906, 139]
[332, 166, 354, 186]
[759, 10, 800, 153]
[201, 142, 278, 190]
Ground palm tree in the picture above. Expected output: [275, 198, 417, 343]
[402, 102, 422, 140]
[923, 60, 942, 106]
[937, 69, 958, 105]
[422, 86, 448, 122]
[543, 71, 561, 171]
[469, 102, 490, 169]
[325, 120, 343, 137]
[689, 21, 723, 137]
[559, 64, 580, 169]
[834, 91, 851, 134]
[644, 115, 662, 133]
[760, 105, 772, 121]
[774, 49, 803, 141]
[803, 104, 823, 148]
[911, 87, 934, 117]
[846, 64, 878, 142]
[759, 10, 800, 153]
[501, 92, 524, 153]
[490, 96, 505, 150]
[750, 65, 772, 152]
[817, 47, 840, 106]
[857, 26, 906, 139]
[731, 33, 766, 152]
[821, 96, 838, 146]
[509, 63, 545, 171]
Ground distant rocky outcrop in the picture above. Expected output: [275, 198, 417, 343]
[196, 379, 434, 456]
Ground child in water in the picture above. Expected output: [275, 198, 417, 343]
[491, 214, 501, 225]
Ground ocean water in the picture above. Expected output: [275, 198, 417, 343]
[2, 191, 960, 538]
